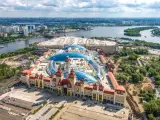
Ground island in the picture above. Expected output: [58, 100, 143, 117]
[151, 28, 160, 37]
[124, 27, 158, 36]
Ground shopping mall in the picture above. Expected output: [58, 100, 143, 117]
[21, 44, 126, 106]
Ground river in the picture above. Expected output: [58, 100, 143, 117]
[0, 26, 160, 54]
[0, 38, 46, 54]
[67, 26, 160, 43]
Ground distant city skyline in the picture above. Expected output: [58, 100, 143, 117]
[0, 0, 160, 17]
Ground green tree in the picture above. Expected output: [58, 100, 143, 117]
[131, 72, 144, 83]
[148, 114, 156, 120]
[148, 68, 158, 77]
[117, 73, 129, 83]
[113, 55, 119, 63]
[128, 54, 138, 60]
[139, 67, 147, 76]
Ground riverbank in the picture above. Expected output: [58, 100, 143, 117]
[0, 47, 35, 59]
[0, 36, 43, 44]
[124, 27, 158, 36]
[0, 37, 45, 54]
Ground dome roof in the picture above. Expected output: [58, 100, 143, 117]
[75, 71, 98, 84]
[50, 52, 91, 62]
[62, 45, 87, 51]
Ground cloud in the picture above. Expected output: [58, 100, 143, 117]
[0, 0, 160, 17]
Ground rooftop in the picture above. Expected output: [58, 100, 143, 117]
[37, 37, 117, 47]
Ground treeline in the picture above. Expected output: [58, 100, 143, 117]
[151, 28, 160, 37]
[118, 47, 148, 57]
[0, 47, 35, 59]
[0, 63, 18, 80]
[144, 99, 160, 120]
[124, 27, 158, 36]
[146, 57, 160, 87]
[133, 40, 160, 49]
[90, 37, 112, 40]
[0, 35, 28, 44]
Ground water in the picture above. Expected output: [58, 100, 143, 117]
[1, 26, 160, 55]
[67, 26, 160, 43]
[0, 38, 45, 54]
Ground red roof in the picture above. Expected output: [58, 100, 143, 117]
[69, 69, 75, 78]
[84, 85, 93, 90]
[108, 72, 119, 89]
[99, 84, 104, 91]
[75, 82, 81, 86]
[22, 67, 34, 75]
[61, 79, 69, 85]
[29, 75, 35, 79]
[108, 72, 125, 92]
[93, 83, 98, 90]
[56, 67, 63, 77]
[22, 70, 30, 75]
[116, 85, 125, 92]
[53, 78, 56, 82]
[39, 74, 43, 79]
[60, 79, 72, 88]
[104, 88, 115, 94]
[81, 78, 85, 84]
[100, 55, 106, 64]
[44, 77, 51, 82]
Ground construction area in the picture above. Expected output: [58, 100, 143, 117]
[36, 37, 118, 54]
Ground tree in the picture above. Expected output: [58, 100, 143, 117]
[148, 68, 158, 77]
[113, 55, 119, 63]
[117, 73, 129, 84]
[131, 72, 144, 83]
[148, 114, 156, 120]
[144, 99, 160, 117]
[155, 75, 160, 81]
[139, 67, 147, 76]
[0, 53, 7, 58]
[128, 54, 138, 60]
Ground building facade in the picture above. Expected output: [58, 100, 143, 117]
[21, 45, 126, 106]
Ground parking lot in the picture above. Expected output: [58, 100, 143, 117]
[0, 109, 22, 120]
[0, 85, 55, 120]
[5, 86, 53, 103]
[58, 101, 129, 120]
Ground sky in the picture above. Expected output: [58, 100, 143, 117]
[0, 0, 160, 17]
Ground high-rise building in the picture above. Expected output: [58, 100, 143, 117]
[13, 26, 20, 32]
[23, 26, 29, 36]
[27, 25, 36, 31]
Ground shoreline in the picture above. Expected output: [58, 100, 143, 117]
[0, 36, 44, 45]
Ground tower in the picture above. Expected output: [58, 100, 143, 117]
[68, 68, 76, 93]
[56, 66, 63, 86]
[39, 74, 44, 88]
[65, 56, 71, 76]
[92, 83, 98, 100]
[98, 84, 104, 102]
[80, 78, 85, 96]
